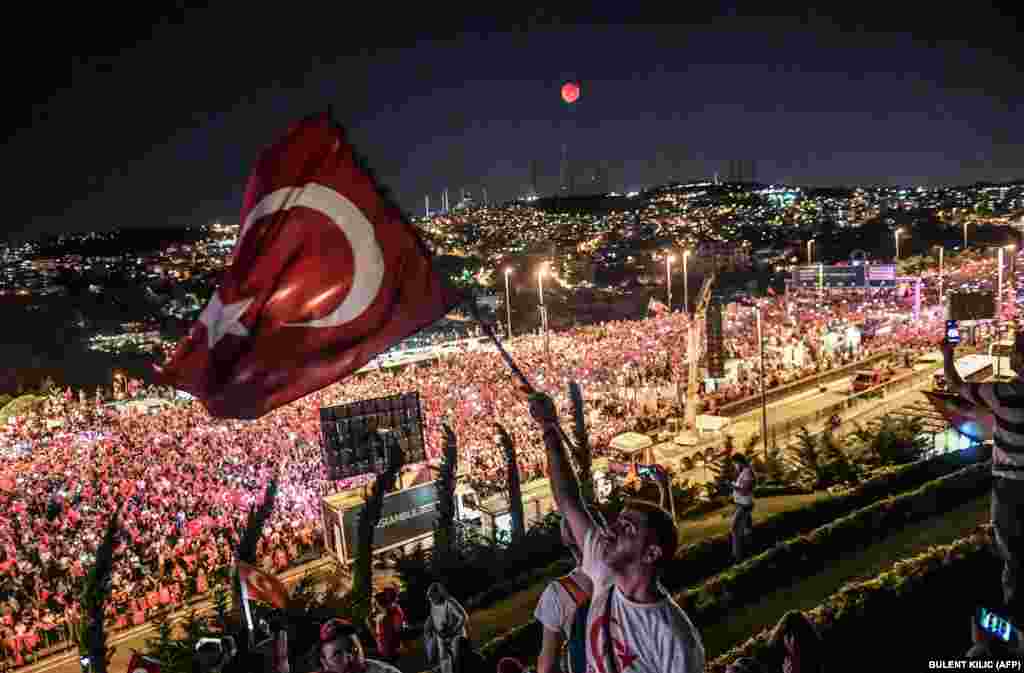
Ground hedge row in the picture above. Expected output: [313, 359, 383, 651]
[477, 450, 982, 667]
[679, 484, 815, 520]
[681, 461, 992, 626]
[661, 449, 980, 593]
[705, 525, 995, 672]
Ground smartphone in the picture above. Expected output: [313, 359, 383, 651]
[977, 607, 1018, 645]
[946, 319, 961, 345]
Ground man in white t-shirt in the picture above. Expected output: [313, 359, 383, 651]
[530, 391, 705, 673]
[534, 508, 604, 673]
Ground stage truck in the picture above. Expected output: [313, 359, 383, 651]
[320, 457, 632, 565]
[321, 475, 564, 565]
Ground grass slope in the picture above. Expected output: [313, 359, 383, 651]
[697, 493, 992, 658]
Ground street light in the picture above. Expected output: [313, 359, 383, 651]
[503, 267, 513, 339]
[963, 219, 968, 249]
[895, 229, 903, 261]
[666, 254, 675, 309]
[683, 250, 691, 314]
[934, 245, 943, 304]
[807, 239, 814, 265]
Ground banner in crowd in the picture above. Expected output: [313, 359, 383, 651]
[791, 264, 899, 289]
[331, 482, 441, 561]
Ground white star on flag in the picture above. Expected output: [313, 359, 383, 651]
[198, 292, 254, 349]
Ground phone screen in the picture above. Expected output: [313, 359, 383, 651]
[978, 607, 1016, 643]
[946, 320, 961, 344]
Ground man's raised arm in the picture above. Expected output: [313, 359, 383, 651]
[942, 340, 967, 392]
[529, 392, 595, 547]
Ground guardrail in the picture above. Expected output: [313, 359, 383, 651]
[717, 348, 899, 417]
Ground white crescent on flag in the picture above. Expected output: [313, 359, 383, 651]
[241, 183, 386, 328]
[155, 113, 463, 419]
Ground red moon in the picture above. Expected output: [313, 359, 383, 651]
[561, 81, 580, 104]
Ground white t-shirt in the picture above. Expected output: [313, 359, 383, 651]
[580, 526, 705, 673]
[534, 567, 592, 638]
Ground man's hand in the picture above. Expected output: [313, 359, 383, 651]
[529, 393, 559, 427]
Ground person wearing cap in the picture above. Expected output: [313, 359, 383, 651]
[943, 326, 1024, 622]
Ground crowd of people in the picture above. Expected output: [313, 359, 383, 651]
[0, 249, 1009, 670]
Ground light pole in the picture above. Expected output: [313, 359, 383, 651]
[895, 229, 903, 261]
[963, 218, 968, 250]
[683, 250, 691, 314]
[934, 245, 943, 305]
[666, 254, 675, 309]
[504, 267, 513, 339]
[755, 305, 769, 460]
[807, 239, 814, 265]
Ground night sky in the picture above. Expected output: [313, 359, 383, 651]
[6, 3, 1022, 241]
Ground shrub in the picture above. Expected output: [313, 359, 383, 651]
[681, 462, 991, 625]
[662, 450, 981, 594]
[847, 415, 929, 466]
[704, 450, 735, 498]
[706, 525, 995, 672]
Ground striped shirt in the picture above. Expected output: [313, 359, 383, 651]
[962, 380, 1024, 480]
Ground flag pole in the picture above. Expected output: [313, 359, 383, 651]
[467, 300, 536, 394]
[467, 301, 579, 450]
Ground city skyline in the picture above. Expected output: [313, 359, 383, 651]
[5, 4, 1022, 240]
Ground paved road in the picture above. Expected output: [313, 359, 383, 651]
[654, 359, 942, 465]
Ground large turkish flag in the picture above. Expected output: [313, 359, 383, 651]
[155, 113, 463, 418]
